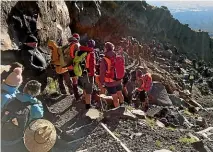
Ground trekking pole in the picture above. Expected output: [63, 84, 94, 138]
[100, 123, 131, 152]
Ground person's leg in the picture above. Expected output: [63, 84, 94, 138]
[106, 86, 119, 108]
[140, 90, 148, 112]
[62, 71, 73, 95]
[190, 81, 194, 92]
[72, 76, 80, 100]
[116, 84, 124, 104]
[57, 73, 66, 94]
[84, 76, 94, 109]
[95, 75, 106, 94]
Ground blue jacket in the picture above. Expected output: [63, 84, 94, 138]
[16, 93, 44, 122]
[1, 83, 20, 109]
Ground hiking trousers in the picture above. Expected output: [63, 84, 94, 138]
[57, 71, 73, 95]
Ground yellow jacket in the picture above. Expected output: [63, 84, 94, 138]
[55, 66, 68, 74]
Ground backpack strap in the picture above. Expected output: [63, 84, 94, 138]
[103, 57, 111, 74]
[86, 53, 91, 69]
[70, 43, 80, 59]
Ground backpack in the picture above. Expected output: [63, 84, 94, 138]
[104, 54, 125, 81]
[142, 73, 152, 92]
[1, 95, 32, 143]
[48, 40, 60, 65]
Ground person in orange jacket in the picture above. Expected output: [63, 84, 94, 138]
[79, 39, 96, 109]
[48, 40, 73, 95]
[67, 33, 82, 100]
[135, 68, 152, 112]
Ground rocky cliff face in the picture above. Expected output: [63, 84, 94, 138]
[69, 1, 213, 62]
[1, 1, 213, 63]
[1, 1, 71, 50]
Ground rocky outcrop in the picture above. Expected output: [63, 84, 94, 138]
[1, 1, 213, 63]
[68, 1, 213, 63]
[1, 1, 71, 51]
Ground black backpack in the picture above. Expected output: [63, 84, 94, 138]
[1, 91, 34, 142]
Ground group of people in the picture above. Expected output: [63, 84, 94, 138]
[1, 32, 153, 151]
[47, 33, 153, 110]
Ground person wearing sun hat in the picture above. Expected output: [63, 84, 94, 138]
[24, 119, 57, 152]
[1, 67, 23, 109]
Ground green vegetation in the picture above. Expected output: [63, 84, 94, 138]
[113, 132, 121, 138]
[166, 126, 176, 131]
[169, 145, 176, 151]
[179, 136, 198, 145]
[126, 105, 134, 111]
[183, 109, 193, 116]
[155, 140, 162, 148]
[146, 118, 156, 128]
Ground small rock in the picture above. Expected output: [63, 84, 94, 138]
[183, 89, 191, 96]
[188, 106, 198, 114]
[187, 133, 200, 141]
[192, 140, 212, 152]
[122, 109, 137, 120]
[156, 120, 165, 128]
[103, 106, 125, 119]
[131, 109, 146, 119]
[189, 99, 203, 108]
[85, 108, 101, 119]
[159, 118, 168, 126]
[154, 149, 172, 152]
[168, 94, 187, 107]
[137, 120, 147, 126]
[134, 132, 142, 137]
[120, 131, 130, 137]
[146, 106, 163, 118]
[196, 117, 207, 128]
[130, 132, 142, 139]
[196, 127, 213, 140]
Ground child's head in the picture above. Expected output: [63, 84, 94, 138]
[5, 67, 23, 87]
[10, 62, 23, 72]
[23, 80, 41, 97]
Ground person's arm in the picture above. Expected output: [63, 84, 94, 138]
[30, 101, 44, 120]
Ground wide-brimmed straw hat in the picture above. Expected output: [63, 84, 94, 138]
[24, 119, 57, 152]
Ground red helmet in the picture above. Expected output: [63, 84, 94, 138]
[72, 33, 80, 41]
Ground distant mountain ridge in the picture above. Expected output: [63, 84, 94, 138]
[147, 1, 213, 37]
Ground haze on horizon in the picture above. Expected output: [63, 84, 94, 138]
[146, 0, 213, 37]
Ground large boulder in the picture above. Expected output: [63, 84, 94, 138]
[168, 94, 187, 107]
[148, 82, 173, 106]
[1, 1, 71, 51]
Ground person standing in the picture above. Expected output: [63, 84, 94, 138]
[48, 40, 73, 95]
[100, 42, 124, 108]
[79, 39, 96, 109]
